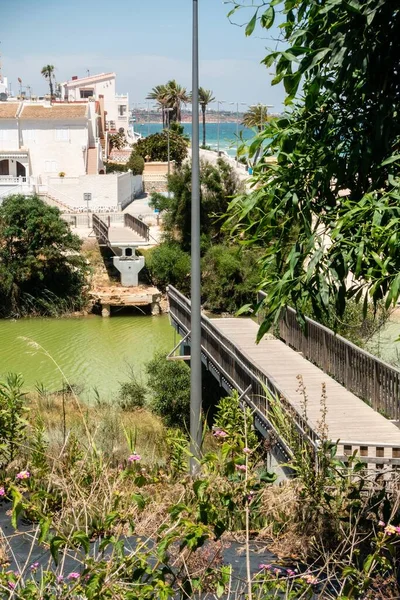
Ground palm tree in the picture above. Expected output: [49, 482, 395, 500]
[41, 65, 55, 99]
[164, 80, 190, 123]
[146, 84, 168, 127]
[242, 104, 270, 163]
[198, 88, 215, 147]
[242, 104, 269, 132]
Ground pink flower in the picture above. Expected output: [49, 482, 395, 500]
[259, 563, 272, 570]
[302, 573, 318, 585]
[274, 568, 281, 575]
[286, 569, 296, 577]
[30, 562, 39, 572]
[16, 470, 30, 480]
[243, 447, 251, 454]
[213, 429, 228, 438]
[0, 487, 5, 496]
[67, 572, 80, 580]
[384, 524, 397, 536]
[56, 575, 64, 584]
[378, 520, 386, 527]
[8, 582, 16, 590]
[235, 464, 247, 472]
[128, 453, 141, 462]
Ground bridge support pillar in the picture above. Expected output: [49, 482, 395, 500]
[101, 304, 111, 318]
[113, 247, 145, 287]
[151, 301, 160, 315]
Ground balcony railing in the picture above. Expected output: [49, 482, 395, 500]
[0, 176, 28, 185]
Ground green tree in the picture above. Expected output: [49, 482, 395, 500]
[126, 152, 145, 175]
[226, 0, 400, 337]
[201, 244, 262, 313]
[199, 88, 215, 147]
[0, 195, 87, 317]
[144, 241, 191, 293]
[41, 64, 55, 98]
[147, 80, 190, 124]
[133, 131, 188, 165]
[146, 84, 168, 127]
[146, 351, 191, 428]
[242, 104, 269, 132]
[150, 158, 243, 251]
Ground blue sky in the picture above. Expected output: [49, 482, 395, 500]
[1, 0, 285, 111]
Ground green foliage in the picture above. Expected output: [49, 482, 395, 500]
[0, 195, 87, 317]
[126, 152, 145, 175]
[109, 131, 127, 151]
[117, 373, 147, 410]
[214, 391, 258, 449]
[150, 158, 243, 251]
[201, 244, 262, 313]
[225, 0, 400, 333]
[0, 373, 27, 467]
[165, 428, 189, 477]
[147, 79, 190, 123]
[144, 241, 190, 293]
[133, 131, 188, 166]
[104, 160, 128, 173]
[146, 351, 190, 428]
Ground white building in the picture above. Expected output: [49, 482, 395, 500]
[61, 72, 131, 139]
[0, 99, 142, 210]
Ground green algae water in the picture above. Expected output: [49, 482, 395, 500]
[0, 314, 175, 399]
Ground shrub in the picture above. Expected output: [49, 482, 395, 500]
[0, 373, 27, 467]
[104, 161, 128, 173]
[117, 373, 147, 410]
[146, 351, 190, 428]
[127, 152, 145, 175]
[201, 244, 262, 313]
[144, 241, 190, 293]
[133, 131, 188, 166]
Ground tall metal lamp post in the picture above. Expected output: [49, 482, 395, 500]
[228, 101, 247, 165]
[190, 0, 202, 474]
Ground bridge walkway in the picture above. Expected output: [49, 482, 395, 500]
[213, 318, 400, 449]
[167, 286, 400, 469]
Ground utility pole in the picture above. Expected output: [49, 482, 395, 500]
[190, 0, 202, 474]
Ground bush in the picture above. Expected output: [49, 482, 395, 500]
[146, 352, 190, 428]
[144, 241, 190, 293]
[104, 161, 128, 173]
[127, 152, 145, 175]
[117, 373, 147, 410]
[133, 131, 188, 166]
[201, 244, 262, 313]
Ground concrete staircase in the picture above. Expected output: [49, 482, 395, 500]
[87, 147, 98, 175]
[38, 192, 72, 213]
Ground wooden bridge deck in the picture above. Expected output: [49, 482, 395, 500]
[107, 224, 146, 245]
[211, 318, 400, 450]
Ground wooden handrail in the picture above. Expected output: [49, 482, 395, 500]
[124, 213, 150, 241]
[167, 285, 320, 456]
[257, 291, 400, 420]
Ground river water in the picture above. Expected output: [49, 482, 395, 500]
[0, 314, 175, 400]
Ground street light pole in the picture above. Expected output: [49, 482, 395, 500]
[190, 0, 202, 474]
[216, 100, 224, 154]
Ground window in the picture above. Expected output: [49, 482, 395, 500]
[118, 104, 127, 117]
[80, 89, 94, 99]
[45, 160, 59, 173]
[55, 128, 69, 141]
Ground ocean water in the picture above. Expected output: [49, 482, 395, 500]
[132, 122, 256, 157]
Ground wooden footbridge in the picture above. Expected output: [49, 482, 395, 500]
[92, 213, 150, 249]
[167, 286, 400, 471]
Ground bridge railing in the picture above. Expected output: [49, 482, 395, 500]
[167, 286, 320, 458]
[257, 292, 400, 421]
[92, 213, 110, 247]
[124, 213, 150, 241]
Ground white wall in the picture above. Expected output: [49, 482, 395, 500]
[0, 120, 19, 150]
[21, 120, 88, 179]
[46, 172, 142, 209]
